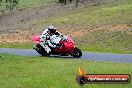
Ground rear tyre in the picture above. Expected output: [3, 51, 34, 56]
[34, 44, 51, 56]
[72, 47, 82, 58]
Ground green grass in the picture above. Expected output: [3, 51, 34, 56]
[0, 0, 53, 12]
[37, 0, 132, 26]
[0, 54, 132, 88]
[0, 42, 33, 49]
[18, 0, 53, 10]
[80, 45, 132, 54]
[76, 30, 132, 54]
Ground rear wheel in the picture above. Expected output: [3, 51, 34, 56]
[72, 47, 82, 58]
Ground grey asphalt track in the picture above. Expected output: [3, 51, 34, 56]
[0, 48, 132, 63]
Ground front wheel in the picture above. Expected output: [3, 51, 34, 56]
[72, 47, 82, 58]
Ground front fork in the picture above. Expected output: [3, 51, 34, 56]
[69, 46, 76, 55]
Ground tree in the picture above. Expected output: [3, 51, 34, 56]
[58, 0, 64, 3]
[58, 0, 72, 4]
[6, 0, 19, 12]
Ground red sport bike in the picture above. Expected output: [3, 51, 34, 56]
[32, 35, 82, 58]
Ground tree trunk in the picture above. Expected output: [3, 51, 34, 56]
[64, 0, 66, 4]
[76, 0, 79, 7]
[69, 0, 72, 3]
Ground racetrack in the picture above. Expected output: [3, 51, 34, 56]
[0, 48, 132, 63]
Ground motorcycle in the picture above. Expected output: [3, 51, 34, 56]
[31, 35, 82, 58]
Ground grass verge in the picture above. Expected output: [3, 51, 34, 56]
[76, 29, 132, 54]
[0, 42, 33, 49]
[0, 54, 132, 88]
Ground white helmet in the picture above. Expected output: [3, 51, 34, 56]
[48, 25, 56, 30]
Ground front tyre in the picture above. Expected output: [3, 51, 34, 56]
[72, 47, 82, 58]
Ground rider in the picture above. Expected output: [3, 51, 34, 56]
[41, 25, 61, 36]
[40, 25, 63, 53]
